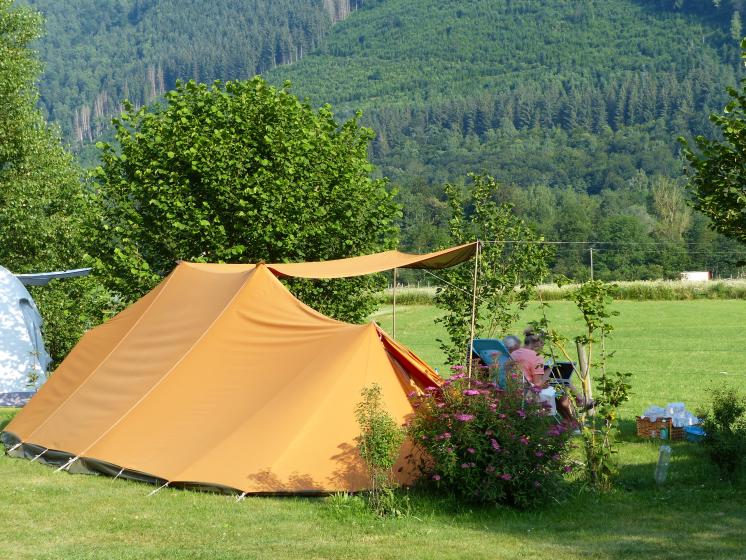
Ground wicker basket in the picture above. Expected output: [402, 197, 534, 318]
[636, 416, 684, 440]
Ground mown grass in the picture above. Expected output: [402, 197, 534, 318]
[2, 300, 746, 559]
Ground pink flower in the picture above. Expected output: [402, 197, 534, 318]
[563, 465, 573, 473]
[519, 436, 529, 446]
[432, 474, 441, 481]
[499, 413, 507, 419]
[436, 402, 446, 408]
[451, 365, 465, 371]
[500, 473, 512, 480]
[425, 386, 437, 392]
[446, 447, 454, 453]
[461, 462, 473, 469]
[454, 413, 475, 422]
[420, 435, 428, 440]
[485, 430, 494, 436]
[467, 447, 475, 454]
[489, 403, 497, 411]
[463, 389, 480, 396]
[490, 439, 501, 451]
[534, 451, 544, 458]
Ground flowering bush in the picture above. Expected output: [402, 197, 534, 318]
[407, 367, 572, 508]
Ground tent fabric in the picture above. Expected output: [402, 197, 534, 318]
[265, 242, 477, 279]
[2, 263, 441, 494]
[0, 266, 51, 407]
[15, 268, 92, 286]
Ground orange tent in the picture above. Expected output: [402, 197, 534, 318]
[2, 262, 443, 493]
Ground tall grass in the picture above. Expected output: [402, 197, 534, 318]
[377, 280, 746, 304]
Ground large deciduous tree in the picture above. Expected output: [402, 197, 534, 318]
[0, 0, 104, 363]
[93, 77, 400, 322]
[680, 39, 746, 246]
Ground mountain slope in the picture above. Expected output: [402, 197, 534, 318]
[22, 0, 343, 140]
[268, 0, 742, 189]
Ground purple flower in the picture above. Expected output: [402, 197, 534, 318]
[435, 432, 451, 440]
[467, 447, 476, 454]
[519, 436, 529, 446]
[432, 474, 441, 481]
[563, 465, 573, 473]
[454, 413, 475, 422]
[552, 453, 561, 462]
[489, 403, 497, 411]
[425, 386, 437, 392]
[446, 447, 454, 453]
[490, 438, 501, 451]
[463, 389, 480, 396]
[461, 462, 473, 469]
[534, 450, 545, 458]
[499, 413, 507, 419]
[451, 365, 465, 371]
[500, 473, 512, 480]
[436, 402, 446, 408]
[516, 409, 527, 418]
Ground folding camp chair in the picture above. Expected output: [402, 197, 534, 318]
[471, 338, 512, 388]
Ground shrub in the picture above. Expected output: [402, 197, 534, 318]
[699, 388, 746, 481]
[407, 370, 572, 508]
[354, 384, 406, 516]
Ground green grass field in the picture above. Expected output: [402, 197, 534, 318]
[2, 300, 746, 559]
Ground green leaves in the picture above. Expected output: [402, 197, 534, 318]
[681, 44, 746, 246]
[93, 76, 399, 321]
[434, 175, 552, 363]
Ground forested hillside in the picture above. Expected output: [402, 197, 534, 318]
[267, 0, 746, 277]
[21, 0, 360, 141]
[19, 0, 746, 279]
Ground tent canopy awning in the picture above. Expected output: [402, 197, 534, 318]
[184, 243, 476, 279]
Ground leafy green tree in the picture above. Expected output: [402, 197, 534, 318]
[681, 39, 746, 246]
[92, 77, 400, 322]
[434, 175, 552, 364]
[0, 0, 106, 363]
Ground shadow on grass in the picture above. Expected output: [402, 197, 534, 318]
[401, 473, 746, 559]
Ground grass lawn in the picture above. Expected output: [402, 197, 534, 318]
[2, 300, 746, 559]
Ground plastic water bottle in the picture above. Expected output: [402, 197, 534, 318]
[654, 445, 672, 485]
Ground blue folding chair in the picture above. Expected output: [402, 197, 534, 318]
[471, 338, 512, 388]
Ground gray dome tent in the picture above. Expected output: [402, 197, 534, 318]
[0, 266, 90, 406]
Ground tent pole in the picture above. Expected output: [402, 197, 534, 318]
[392, 268, 397, 340]
[467, 241, 480, 379]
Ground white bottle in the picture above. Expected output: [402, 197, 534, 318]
[654, 445, 672, 485]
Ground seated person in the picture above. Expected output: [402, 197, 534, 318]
[510, 329, 577, 423]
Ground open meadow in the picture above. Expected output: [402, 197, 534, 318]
[2, 299, 746, 559]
